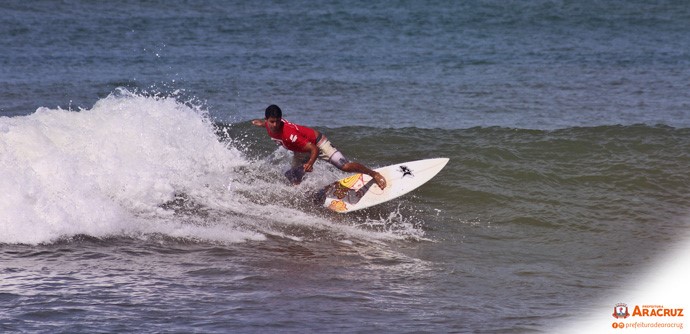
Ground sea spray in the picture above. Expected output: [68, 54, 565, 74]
[0, 89, 250, 244]
[0, 89, 426, 245]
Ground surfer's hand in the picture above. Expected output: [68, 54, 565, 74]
[251, 119, 264, 127]
[303, 162, 314, 172]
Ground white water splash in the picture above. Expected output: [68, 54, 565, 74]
[0, 89, 425, 245]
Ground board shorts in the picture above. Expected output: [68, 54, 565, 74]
[291, 133, 350, 170]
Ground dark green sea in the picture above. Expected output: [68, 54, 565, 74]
[2, 1, 689, 332]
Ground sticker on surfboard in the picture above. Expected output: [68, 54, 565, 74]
[318, 158, 449, 213]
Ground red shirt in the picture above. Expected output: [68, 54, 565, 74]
[266, 119, 318, 153]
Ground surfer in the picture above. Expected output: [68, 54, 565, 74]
[252, 104, 387, 189]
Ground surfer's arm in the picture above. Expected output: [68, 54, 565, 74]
[302, 142, 319, 172]
[251, 119, 265, 127]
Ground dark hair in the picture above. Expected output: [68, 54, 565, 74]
[265, 104, 282, 119]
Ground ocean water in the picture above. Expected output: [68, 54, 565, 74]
[2, 1, 689, 333]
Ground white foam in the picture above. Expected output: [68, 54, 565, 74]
[0, 89, 426, 245]
[0, 89, 248, 244]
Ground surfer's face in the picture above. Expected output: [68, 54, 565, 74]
[266, 116, 282, 134]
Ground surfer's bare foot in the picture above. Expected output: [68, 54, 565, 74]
[373, 172, 386, 189]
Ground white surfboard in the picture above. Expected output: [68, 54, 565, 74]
[319, 158, 449, 213]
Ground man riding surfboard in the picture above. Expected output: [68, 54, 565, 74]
[252, 104, 387, 189]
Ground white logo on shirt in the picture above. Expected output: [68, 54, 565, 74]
[290, 134, 298, 142]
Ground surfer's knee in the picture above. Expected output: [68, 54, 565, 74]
[328, 151, 350, 170]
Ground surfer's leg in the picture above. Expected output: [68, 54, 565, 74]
[291, 152, 309, 168]
[317, 135, 386, 189]
[286, 152, 308, 184]
[340, 162, 386, 190]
